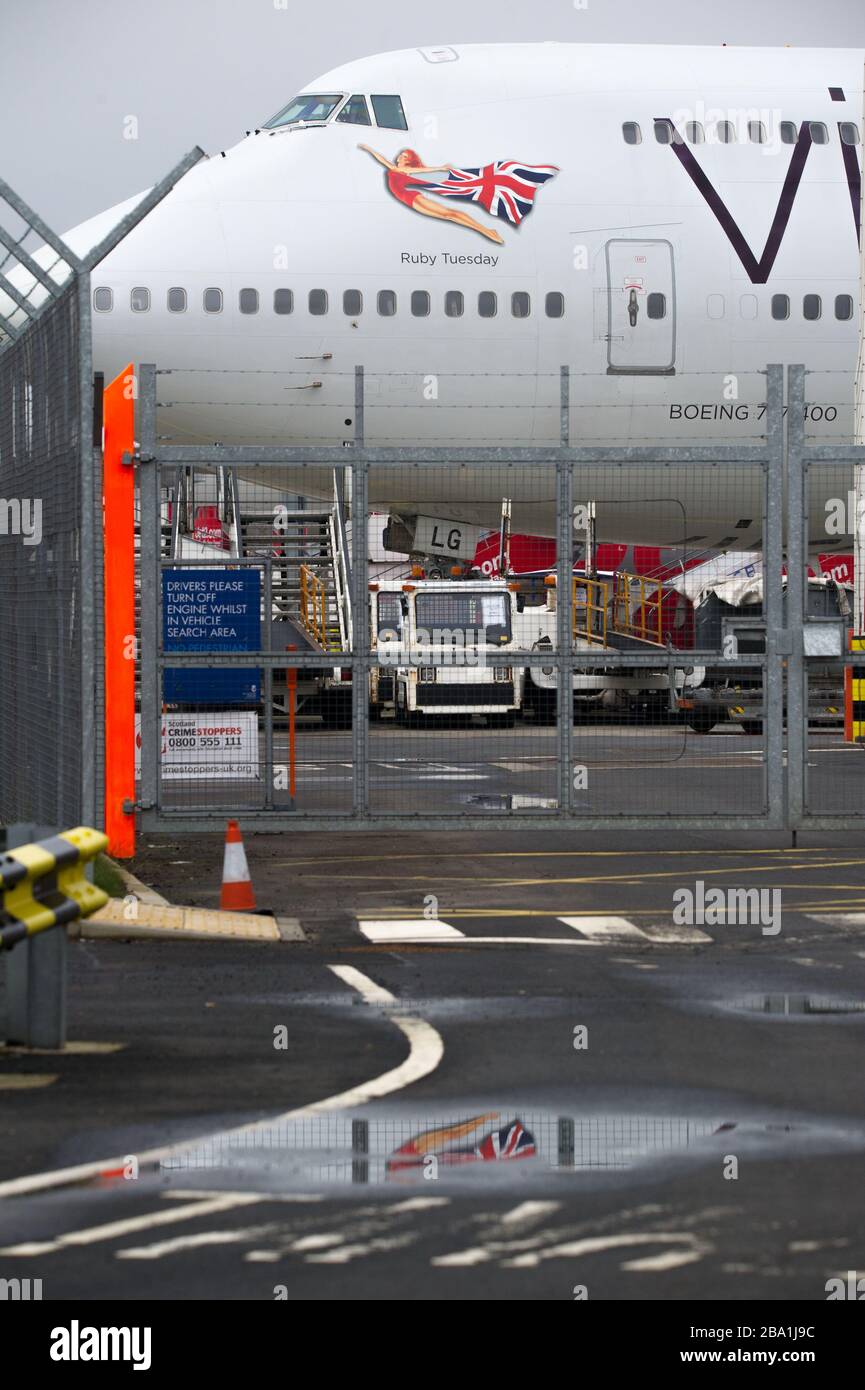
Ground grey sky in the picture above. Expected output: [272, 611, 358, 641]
[2, 0, 863, 234]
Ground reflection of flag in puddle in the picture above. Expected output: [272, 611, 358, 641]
[387, 1112, 536, 1174]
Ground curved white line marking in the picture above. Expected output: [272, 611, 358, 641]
[0, 965, 443, 1200]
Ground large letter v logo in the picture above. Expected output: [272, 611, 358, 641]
[659, 119, 814, 284]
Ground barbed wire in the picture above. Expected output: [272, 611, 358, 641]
[155, 366, 771, 379]
[156, 398, 778, 416]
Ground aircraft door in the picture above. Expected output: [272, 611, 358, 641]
[605, 239, 676, 375]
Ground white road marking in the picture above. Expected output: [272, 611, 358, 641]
[288, 1233, 346, 1252]
[432, 1246, 494, 1268]
[558, 917, 712, 945]
[118, 1227, 273, 1260]
[388, 1197, 450, 1213]
[621, 1248, 706, 1272]
[500, 1200, 561, 1226]
[408, 936, 595, 947]
[322, 966, 444, 1108]
[810, 913, 865, 927]
[560, 915, 649, 942]
[0, 1193, 264, 1257]
[501, 1231, 702, 1269]
[358, 919, 465, 942]
[416, 775, 487, 781]
[639, 923, 713, 944]
[0, 967, 443, 1201]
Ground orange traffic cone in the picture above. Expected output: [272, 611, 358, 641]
[220, 820, 256, 911]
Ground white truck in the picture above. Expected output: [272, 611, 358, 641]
[369, 578, 521, 726]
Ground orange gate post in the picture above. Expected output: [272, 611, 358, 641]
[103, 364, 136, 857]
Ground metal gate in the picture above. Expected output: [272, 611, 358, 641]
[134, 363, 801, 832]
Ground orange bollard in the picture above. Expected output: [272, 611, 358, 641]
[287, 645, 297, 804]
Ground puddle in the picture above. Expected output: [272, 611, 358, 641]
[146, 1098, 865, 1195]
[218, 994, 577, 1021]
[736, 994, 865, 1017]
[463, 793, 559, 811]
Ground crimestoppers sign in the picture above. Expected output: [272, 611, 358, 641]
[162, 568, 261, 704]
[135, 713, 260, 781]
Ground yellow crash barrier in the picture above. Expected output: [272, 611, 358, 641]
[0, 827, 109, 951]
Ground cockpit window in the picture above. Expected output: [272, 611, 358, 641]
[336, 94, 371, 126]
[266, 93, 344, 128]
[371, 95, 407, 130]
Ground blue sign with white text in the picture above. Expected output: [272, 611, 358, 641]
[163, 569, 261, 704]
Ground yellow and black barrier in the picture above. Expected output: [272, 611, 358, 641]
[848, 635, 865, 744]
[0, 826, 109, 951]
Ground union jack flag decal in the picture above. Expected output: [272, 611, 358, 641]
[433, 161, 559, 226]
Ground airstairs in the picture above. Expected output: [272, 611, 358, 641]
[162, 465, 353, 657]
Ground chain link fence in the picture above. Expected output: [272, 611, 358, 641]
[0, 260, 98, 831]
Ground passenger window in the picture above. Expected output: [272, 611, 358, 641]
[131, 287, 150, 312]
[706, 294, 725, 320]
[653, 119, 677, 144]
[739, 294, 758, 321]
[511, 291, 531, 318]
[748, 121, 767, 144]
[646, 292, 667, 319]
[274, 288, 293, 314]
[371, 95, 407, 130]
[803, 294, 822, 320]
[411, 290, 430, 317]
[478, 291, 497, 317]
[336, 95, 371, 126]
[771, 294, 790, 320]
[840, 122, 860, 145]
[203, 287, 223, 313]
[622, 122, 641, 145]
[779, 121, 798, 144]
[308, 289, 328, 315]
[343, 289, 363, 315]
[545, 291, 565, 318]
[239, 288, 259, 314]
[93, 287, 113, 312]
[716, 121, 736, 143]
[835, 294, 854, 321]
[377, 289, 397, 316]
[809, 122, 829, 145]
[167, 287, 187, 312]
[444, 290, 464, 317]
[685, 121, 704, 144]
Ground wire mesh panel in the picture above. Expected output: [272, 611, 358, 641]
[0, 283, 87, 827]
[786, 367, 865, 826]
[137, 363, 791, 830]
[148, 460, 356, 818]
[566, 459, 770, 817]
[366, 462, 559, 817]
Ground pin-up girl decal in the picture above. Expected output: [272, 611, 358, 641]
[359, 145, 504, 243]
[359, 145, 559, 243]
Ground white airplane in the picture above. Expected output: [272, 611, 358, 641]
[4, 42, 864, 550]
